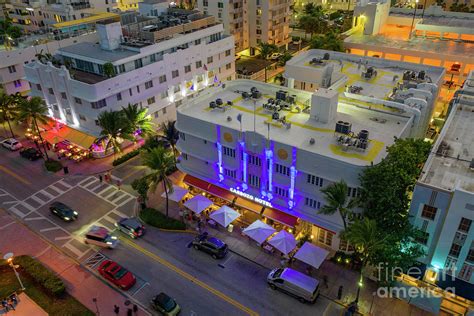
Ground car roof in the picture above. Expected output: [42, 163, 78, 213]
[207, 237, 225, 247]
[120, 217, 141, 228]
[153, 293, 172, 306]
[86, 226, 109, 238]
[280, 268, 319, 293]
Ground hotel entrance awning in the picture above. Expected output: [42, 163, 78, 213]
[41, 126, 97, 149]
[263, 208, 298, 228]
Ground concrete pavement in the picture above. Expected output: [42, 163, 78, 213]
[0, 293, 48, 316]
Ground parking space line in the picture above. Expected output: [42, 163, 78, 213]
[55, 236, 72, 241]
[62, 242, 84, 257]
[8, 206, 27, 219]
[0, 221, 16, 230]
[20, 202, 37, 212]
[39, 190, 55, 199]
[24, 216, 46, 221]
[40, 226, 61, 232]
[34, 245, 52, 259]
[30, 195, 46, 205]
[131, 282, 150, 297]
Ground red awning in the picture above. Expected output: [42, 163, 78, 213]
[263, 208, 298, 228]
[235, 197, 265, 215]
[207, 184, 235, 202]
[183, 174, 211, 191]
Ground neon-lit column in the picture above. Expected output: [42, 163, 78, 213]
[240, 140, 248, 191]
[216, 126, 224, 182]
[265, 146, 274, 200]
[288, 147, 298, 209]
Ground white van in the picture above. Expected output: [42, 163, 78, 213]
[267, 268, 320, 303]
[84, 226, 119, 249]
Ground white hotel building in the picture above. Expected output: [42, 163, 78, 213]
[176, 51, 444, 251]
[25, 7, 235, 135]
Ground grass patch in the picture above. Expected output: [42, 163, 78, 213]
[44, 159, 63, 173]
[112, 149, 140, 166]
[140, 207, 186, 230]
[0, 258, 93, 316]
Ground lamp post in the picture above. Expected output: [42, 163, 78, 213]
[421, 0, 428, 19]
[3, 253, 25, 291]
[355, 274, 363, 303]
[409, 0, 419, 39]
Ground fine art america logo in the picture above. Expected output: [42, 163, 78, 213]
[375, 263, 457, 299]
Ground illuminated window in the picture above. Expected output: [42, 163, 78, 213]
[421, 205, 437, 220]
[256, 9, 262, 16]
[459, 218, 472, 233]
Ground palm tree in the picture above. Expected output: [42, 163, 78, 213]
[121, 103, 155, 138]
[256, 42, 278, 83]
[17, 97, 50, 160]
[0, 92, 17, 138]
[141, 146, 175, 217]
[319, 180, 357, 230]
[161, 121, 179, 163]
[310, 30, 344, 52]
[0, 14, 22, 51]
[97, 110, 130, 156]
[341, 218, 388, 303]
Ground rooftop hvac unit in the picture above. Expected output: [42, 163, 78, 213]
[209, 101, 217, 108]
[323, 53, 330, 60]
[276, 90, 287, 101]
[216, 98, 223, 106]
[242, 91, 250, 99]
[309, 138, 315, 145]
[358, 129, 369, 140]
[335, 121, 351, 134]
[288, 95, 296, 104]
[252, 90, 262, 99]
[272, 112, 280, 120]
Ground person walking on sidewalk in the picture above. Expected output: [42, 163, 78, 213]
[113, 305, 120, 315]
[99, 174, 103, 183]
[117, 179, 122, 191]
[133, 304, 138, 315]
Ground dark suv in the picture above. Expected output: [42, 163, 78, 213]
[191, 233, 228, 259]
[19, 147, 42, 161]
[115, 217, 145, 239]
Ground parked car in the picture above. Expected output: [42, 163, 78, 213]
[267, 267, 320, 303]
[269, 52, 283, 60]
[19, 147, 42, 161]
[191, 232, 228, 259]
[84, 226, 119, 249]
[151, 292, 181, 315]
[115, 217, 145, 239]
[49, 201, 78, 222]
[98, 260, 136, 290]
[1, 138, 22, 151]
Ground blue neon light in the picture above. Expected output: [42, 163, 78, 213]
[289, 147, 298, 209]
[216, 126, 224, 182]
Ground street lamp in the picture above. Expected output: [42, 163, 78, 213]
[409, 0, 419, 39]
[355, 274, 363, 303]
[3, 253, 25, 291]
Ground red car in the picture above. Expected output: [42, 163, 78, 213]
[98, 260, 136, 290]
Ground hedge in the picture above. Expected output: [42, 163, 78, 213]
[44, 159, 63, 173]
[112, 149, 140, 166]
[15, 256, 66, 297]
[140, 208, 186, 230]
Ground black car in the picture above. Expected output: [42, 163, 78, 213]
[19, 147, 42, 161]
[151, 292, 181, 315]
[49, 202, 78, 221]
[191, 233, 228, 259]
[115, 217, 145, 239]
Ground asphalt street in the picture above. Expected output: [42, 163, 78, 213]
[0, 146, 339, 316]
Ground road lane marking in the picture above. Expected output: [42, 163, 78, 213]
[20, 202, 36, 212]
[39, 190, 55, 199]
[0, 165, 31, 185]
[131, 281, 150, 297]
[34, 245, 52, 258]
[30, 195, 46, 205]
[48, 185, 64, 195]
[24, 216, 45, 221]
[120, 237, 259, 316]
[55, 236, 72, 241]
[40, 226, 61, 232]
[62, 241, 85, 257]
[8, 206, 26, 218]
[0, 221, 16, 230]
[2, 201, 18, 206]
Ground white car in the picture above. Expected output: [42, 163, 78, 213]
[1, 138, 23, 151]
[269, 52, 283, 60]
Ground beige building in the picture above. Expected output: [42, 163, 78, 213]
[196, 0, 291, 54]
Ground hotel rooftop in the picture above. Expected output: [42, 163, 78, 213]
[420, 71, 474, 193]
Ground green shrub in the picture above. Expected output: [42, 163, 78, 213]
[131, 175, 150, 199]
[15, 256, 66, 297]
[44, 159, 63, 173]
[112, 149, 140, 166]
[140, 208, 186, 230]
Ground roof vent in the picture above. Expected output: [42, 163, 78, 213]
[309, 138, 315, 145]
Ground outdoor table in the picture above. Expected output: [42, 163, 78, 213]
[263, 244, 275, 254]
[65, 152, 72, 158]
[207, 219, 218, 228]
[73, 155, 82, 162]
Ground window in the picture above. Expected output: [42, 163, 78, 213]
[275, 163, 290, 176]
[421, 205, 437, 221]
[184, 65, 191, 73]
[8, 65, 16, 73]
[247, 154, 261, 166]
[36, 84, 42, 91]
[118, 64, 125, 73]
[172, 70, 179, 78]
[225, 49, 231, 57]
[274, 186, 288, 198]
[195, 39, 201, 45]
[61, 92, 67, 99]
[224, 168, 236, 179]
[145, 80, 153, 89]
[53, 104, 59, 111]
[458, 218, 472, 233]
[14, 80, 21, 88]
[256, 29, 262, 35]
[74, 97, 82, 104]
[79, 114, 86, 121]
[307, 174, 323, 187]
[196, 61, 202, 69]
[179, 132, 185, 140]
[160, 90, 168, 99]
[249, 174, 260, 188]
[48, 88, 54, 95]
[116, 92, 122, 101]
[415, 231, 429, 245]
[339, 239, 354, 252]
[137, 85, 140, 93]
[150, 54, 156, 63]
[154, 111, 159, 118]
[305, 197, 321, 210]
[159, 75, 167, 83]
[203, 0, 208, 5]
[147, 97, 155, 105]
[347, 187, 360, 198]
[218, 12, 222, 18]
[226, 63, 232, 70]
[134, 59, 143, 69]
[459, 263, 473, 281]
[174, 85, 180, 93]
[162, 107, 167, 114]
[256, 9, 262, 16]
[91, 99, 107, 109]
[466, 243, 474, 263]
[318, 229, 333, 246]
[65, 108, 71, 115]
[223, 146, 235, 158]
[182, 153, 188, 160]
[207, 56, 213, 64]
[218, 2, 223, 8]
[449, 243, 462, 258]
[129, 88, 133, 96]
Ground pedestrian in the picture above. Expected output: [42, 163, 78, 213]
[323, 275, 329, 289]
[7, 299, 14, 311]
[2, 298, 9, 312]
[306, 266, 312, 276]
[117, 179, 122, 190]
[113, 304, 120, 315]
[197, 218, 202, 233]
[9, 294, 17, 306]
[133, 304, 138, 315]
[99, 174, 103, 183]
[127, 308, 133, 316]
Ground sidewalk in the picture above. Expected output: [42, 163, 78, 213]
[0, 209, 149, 316]
[0, 293, 48, 316]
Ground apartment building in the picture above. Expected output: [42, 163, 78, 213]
[293, 0, 356, 11]
[196, 0, 291, 54]
[345, 2, 474, 85]
[407, 71, 474, 314]
[175, 51, 444, 252]
[24, 7, 235, 135]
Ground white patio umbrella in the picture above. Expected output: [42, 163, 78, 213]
[161, 185, 188, 202]
[242, 220, 276, 244]
[209, 205, 241, 227]
[183, 195, 213, 214]
[294, 242, 329, 269]
[268, 230, 297, 255]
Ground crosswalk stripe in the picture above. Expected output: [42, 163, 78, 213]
[90, 184, 103, 192]
[84, 178, 99, 188]
[48, 185, 64, 195]
[40, 226, 61, 232]
[97, 186, 113, 196]
[21, 202, 37, 212]
[117, 196, 134, 207]
[25, 216, 45, 221]
[9, 207, 26, 219]
[77, 177, 96, 187]
[104, 190, 120, 200]
[102, 215, 117, 224]
[57, 180, 73, 190]
[2, 201, 18, 206]
[62, 242, 84, 257]
[40, 190, 55, 199]
[55, 236, 72, 241]
[112, 209, 128, 218]
[30, 195, 46, 205]
[111, 194, 128, 204]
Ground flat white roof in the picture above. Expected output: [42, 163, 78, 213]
[179, 80, 411, 166]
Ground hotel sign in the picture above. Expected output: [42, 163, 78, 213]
[230, 188, 273, 208]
